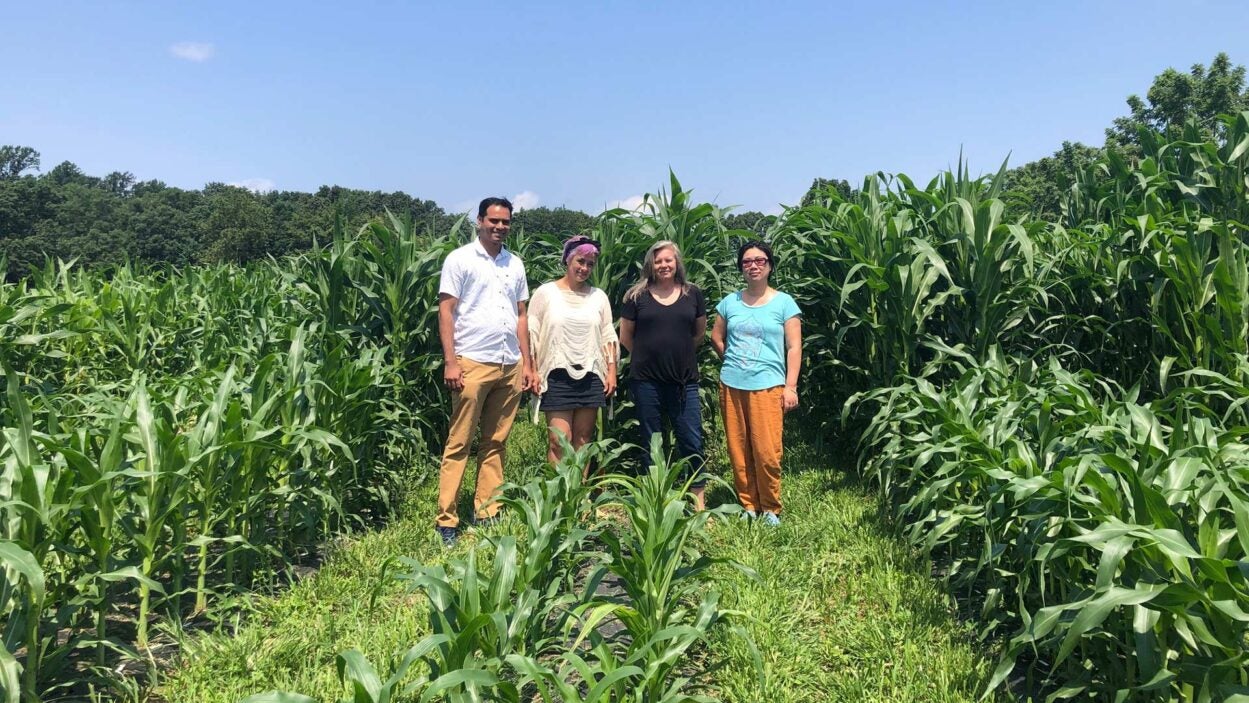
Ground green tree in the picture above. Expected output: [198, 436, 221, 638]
[722, 210, 776, 237]
[132, 179, 169, 197]
[101, 171, 136, 197]
[33, 182, 126, 266]
[126, 187, 204, 265]
[0, 145, 40, 180]
[199, 184, 273, 264]
[1106, 52, 1249, 149]
[512, 206, 594, 238]
[1002, 141, 1102, 221]
[266, 190, 323, 254]
[0, 169, 60, 278]
[0, 175, 58, 239]
[800, 177, 854, 207]
[1005, 53, 1247, 222]
[46, 160, 96, 187]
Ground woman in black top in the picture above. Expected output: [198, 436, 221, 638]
[619, 240, 708, 509]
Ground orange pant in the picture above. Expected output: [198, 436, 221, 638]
[719, 384, 784, 514]
[437, 358, 522, 528]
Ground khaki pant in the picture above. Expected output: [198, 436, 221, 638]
[720, 384, 784, 514]
[437, 358, 522, 528]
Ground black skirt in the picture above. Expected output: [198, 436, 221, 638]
[541, 368, 606, 411]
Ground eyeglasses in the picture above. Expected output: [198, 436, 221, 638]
[741, 257, 770, 268]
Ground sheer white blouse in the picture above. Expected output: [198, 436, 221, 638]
[528, 281, 619, 395]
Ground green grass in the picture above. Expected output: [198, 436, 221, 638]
[700, 440, 992, 702]
[152, 420, 550, 702]
[151, 422, 991, 703]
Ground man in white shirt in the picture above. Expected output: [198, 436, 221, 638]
[435, 196, 538, 545]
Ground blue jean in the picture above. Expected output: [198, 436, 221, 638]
[631, 380, 705, 487]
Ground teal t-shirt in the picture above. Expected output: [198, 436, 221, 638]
[716, 290, 801, 391]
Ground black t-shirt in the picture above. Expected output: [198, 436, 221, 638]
[619, 285, 706, 384]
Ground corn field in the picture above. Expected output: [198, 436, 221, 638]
[0, 214, 464, 699]
[3, 112, 1249, 701]
[824, 113, 1249, 700]
[241, 440, 749, 703]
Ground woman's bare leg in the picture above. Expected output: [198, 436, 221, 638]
[545, 410, 574, 464]
[571, 407, 599, 476]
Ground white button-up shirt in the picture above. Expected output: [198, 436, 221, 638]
[438, 239, 529, 365]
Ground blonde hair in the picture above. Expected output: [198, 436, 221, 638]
[624, 240, 690, 303]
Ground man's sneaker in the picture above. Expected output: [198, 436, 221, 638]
[436, 526, 458, 547]
[762, 511, 781, 527]
[739, 510, 757, 521]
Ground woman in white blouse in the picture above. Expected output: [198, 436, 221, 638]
[528, 235, 619, 464]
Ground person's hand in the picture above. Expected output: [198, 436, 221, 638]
[782, 387, 799, 413]
[604, 367, 617, 397]
[522, 364, 540, 393]
[444, 360, 464, 392]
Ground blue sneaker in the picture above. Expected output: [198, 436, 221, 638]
[762, 512, 781, 527]
[436, 526, 458, 547]
[739, 510, 757, 521]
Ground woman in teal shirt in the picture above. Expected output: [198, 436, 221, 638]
[710, 241, 802, 526]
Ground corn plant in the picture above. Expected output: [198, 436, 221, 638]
[854, 351, 1249, 699]
[0, 216, 450, 699]
[592, 439, 735, 643]
[1060, 111, 1249, 394]
[256, 435, 748, 702]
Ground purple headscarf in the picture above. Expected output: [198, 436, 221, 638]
[562, 235, 601, 264]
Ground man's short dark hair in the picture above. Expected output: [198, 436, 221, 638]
[737, 240, 776, 271]
[477, 197, 514, 219]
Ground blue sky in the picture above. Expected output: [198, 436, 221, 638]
[4, 1, 1247, 214]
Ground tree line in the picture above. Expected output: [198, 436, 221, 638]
[3, 53, 1245, 279]
[1002, 52, 1248, 219]
[0, 154, 602, 278]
